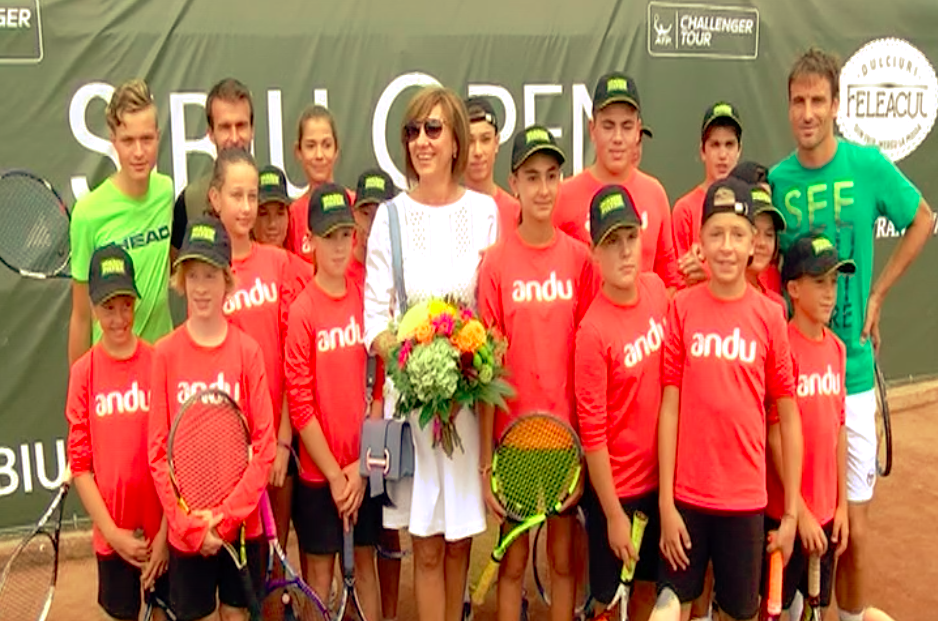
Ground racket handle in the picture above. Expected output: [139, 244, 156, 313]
[621, 511, 650, 582]
[473, 560, 499, 606]
[807, 553, 821, 599]
[767, 550, 783, 616]
[342, 529, 355, 578]
[258, 492, 277, 541]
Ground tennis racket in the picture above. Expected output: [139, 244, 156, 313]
[766, 549, 783, 621]
[874, 359, 892, 477]
[0, 466, 72, 621]
[800, 554, 821, 621]
[472, 413, 583, 605]
[141, 591, 177, 621]
[257, 490, 331, 621]
[335, 530, 369, 620]
[598, 511, 649, 621]
[0, 170, 71, 279]
[167, 388, 261, 621]
[532, 507, 589, 620]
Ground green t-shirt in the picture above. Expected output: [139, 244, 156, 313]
[769, 139, 921, 395]
[70, 172, 175, 344]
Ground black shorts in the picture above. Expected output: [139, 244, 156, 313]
[293, 480, 382, 556]
[585, 490, 660, 604]
[168, 540, 265, 621]
[97, 554, 170, 620]
[657, 503, 764, 621]
[763, 516, 836, 609]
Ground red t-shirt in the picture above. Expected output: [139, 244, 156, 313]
[575, 274, 669, 499]
[225, 243, 299, 429]
[553, 168, 680, 289]
[285, 275, 370, 484]
[662, 285, 795, 511]
[478, 229, 596, 438]
[67, 341, 162, 556]
[766, 325, 845, 523]
[347, 255, 366, 288]
[288, 188, 356, 264]
[287, 249, 314, 289]
[148, 326, 275, 554]
[493, 186, 521, 240]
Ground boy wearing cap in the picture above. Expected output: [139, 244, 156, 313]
[553, 72, 680, 291]
[672, 102, 743, 289]
[255, 165, 293, 249]
[67, 244, 169, 621]
[576, 185, 669, 620]
[69, 79, 175, 365]
[148, 217, 275, 621]
[464, 96, 521, 238]
[762, 234, 853, 620]
[747, 185, 788, 314]
[351, 168, 398, 287]
[285, 185, 381, 621]
[654, 177, 803, 621]
[478, 125, 593, 621]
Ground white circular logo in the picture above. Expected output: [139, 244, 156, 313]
[837, 38, 938, 162]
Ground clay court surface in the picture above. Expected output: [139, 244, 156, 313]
[5, 401, 932, 620]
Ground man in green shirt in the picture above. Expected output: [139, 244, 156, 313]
[68, 79, 175, 364]
[769, 48, 932, 621]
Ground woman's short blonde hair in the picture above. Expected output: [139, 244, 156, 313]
[400, 86, 469, 185]
[170, 260, 236, 297]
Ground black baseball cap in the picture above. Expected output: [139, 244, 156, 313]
[593, 72, 642, 114]
[173, 217, 231, 270]
[88, 244, 140, 306]
[641, 126, 654, 139]
[258, 165, 290, 205]
[751, 186, 787, 233]
[702, 176, 754, 226]
[782, 235, 856, 283]
[354, 169, 397, 209]
[308, 183, 354, 237]
[701, 102, 742, 140]
[510, 125, 566, 172]
[729, 160, 767, 186]
[589, 185, 643, 247]
[465, 96, 499, 131]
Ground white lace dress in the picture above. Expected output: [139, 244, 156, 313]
[363, 189, 498, 540]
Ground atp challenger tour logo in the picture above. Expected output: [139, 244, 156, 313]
[837, 38, 938, 162]
[0, 0, 42, 64]
[647, 1, 759, 60]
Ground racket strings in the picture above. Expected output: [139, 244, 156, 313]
[0, 534, 56, 620]
[493, 416, 581, 520]
[0, 174, 69, 274]
[169, 397, 250, 511]
[262, 584, 327, 621]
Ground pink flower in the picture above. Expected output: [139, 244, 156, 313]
[432, 417, 442, 442]
[461, 308, 473, 321]
[433, 313, 455, 336]
[398, 340, 413, 367]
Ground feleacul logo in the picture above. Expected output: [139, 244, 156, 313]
[0, 0, 42, 64]
[837, 38, 938, 162]
[647, 1, 759, 60]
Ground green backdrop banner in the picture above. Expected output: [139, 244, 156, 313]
[0, 0, 935, 529]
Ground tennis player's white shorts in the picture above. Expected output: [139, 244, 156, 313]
[845, 389, 877, 503]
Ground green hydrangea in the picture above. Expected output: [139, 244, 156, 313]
[407, 339, 460, 402]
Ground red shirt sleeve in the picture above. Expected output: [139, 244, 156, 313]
[285, 295, 319, 432]
[655, 204, 681, 289]
[765, 310, 796, 401]
[148, 346, 207, 551]
[672, 198, 694, 259]
[477, 248, 502, 330]
[766, 351, 797, 425]
[575, 322, 607, 450]
[217, 339, 276, 541]
[661, 296, 685, 387]
[65, 355, 92, 476]
[575, 251, 598, 324]
[837, 336, 847, 426]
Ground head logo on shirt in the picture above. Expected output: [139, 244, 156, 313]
[177, 373, 241, 405]
[512, 271, 574, 303]
[624, 317, 666, 368]
[797, 365, 842, 398]
[317, 316, 364, 352]
[690, 328, 757, 364]
[223, 277, 278, 315]
[95, 382, 150, 416]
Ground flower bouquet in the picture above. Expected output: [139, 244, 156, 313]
[386, 297, 513, 458]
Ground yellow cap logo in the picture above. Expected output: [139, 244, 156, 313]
[100, 257, 126, 276]
[751, 189, 771, 204]
[321, 192, 346, 211]
[712, 103, 734, 118]
[259, 172, 280, 187]
[599, 192, 625, 216]
[364, 176, 386, 191]
[525, 127, 551, 144]
[190, 224, 216, 243]
[811, 237, 835, 255]
[607, 77, 629, 93]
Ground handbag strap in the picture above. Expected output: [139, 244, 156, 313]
[386, 197, 408, 317]
[365, 354, 377, 410]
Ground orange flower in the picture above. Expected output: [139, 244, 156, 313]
[414, 320, 435, 344]
[452, 319, 487, 353]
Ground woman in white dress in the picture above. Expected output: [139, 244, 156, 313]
[363, 86, 498, 621]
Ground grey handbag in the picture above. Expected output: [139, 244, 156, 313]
[360, 197, 416, 498]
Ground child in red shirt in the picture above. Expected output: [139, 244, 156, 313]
[747, 183, 788, 316]
[764, 235, 853, 618]
[256, 164, 314, 288]
[478, 125, 593, 621]
[67, 244, 168, 621]
[148, 217, 276, 621]
[576, 185, 669, 620]
[656, 177, 803, 621]
[284, 184, 381, 621]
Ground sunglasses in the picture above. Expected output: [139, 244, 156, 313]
[404, 118, 445, 142]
